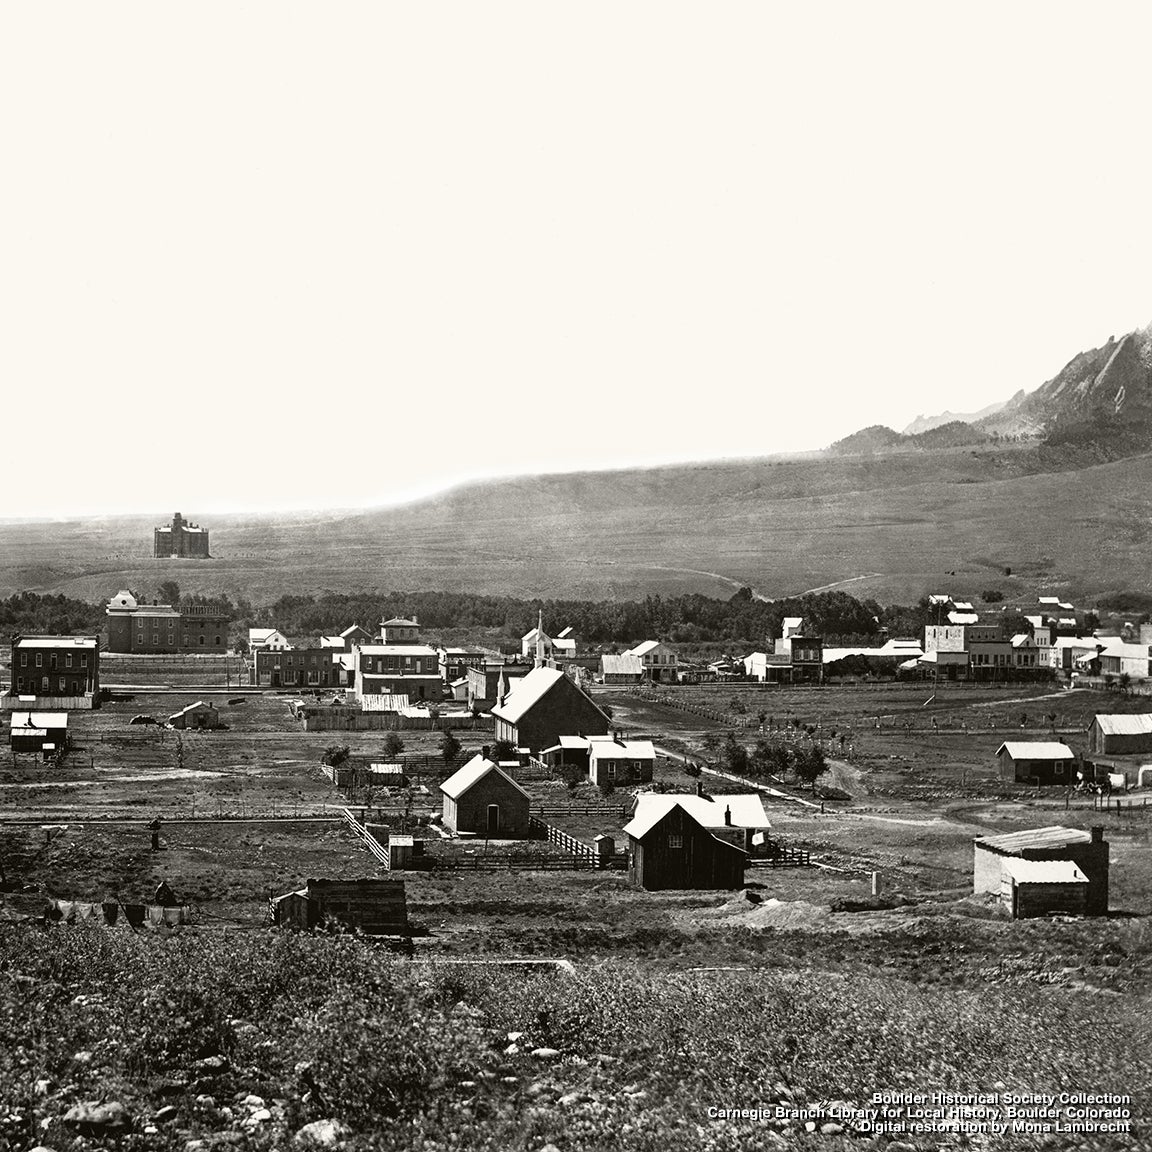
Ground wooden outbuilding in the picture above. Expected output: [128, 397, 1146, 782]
[999, 858, 1088, 919]
[624, 802, 747, 891]
[271, 877, 409, 936]
[973, 825, 1109, 916]
[167, 701, 220, 730]
[440, 751, 531, 837]
[1087, 714, 1152, 756]
[995, 741, 1076, 786]
[9, 711, 69, 757]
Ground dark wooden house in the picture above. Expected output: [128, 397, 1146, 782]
[9, 710, 69, 756]
[491, 667, 610, 752]
[440, 751, 531, 836]
[272, 878, 409, 936]
[167, 700, 221, 730]
[995, 741, 1075, 785]
[624, 802, 747, 891]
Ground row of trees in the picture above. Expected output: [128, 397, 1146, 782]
[699, 731, 830, 792]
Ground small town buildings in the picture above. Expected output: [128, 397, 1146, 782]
[154, 512, 210, 558]
[1087, 713, 1152, 756]
[587, 734, 655, 787]
[272, 878, 409, 935]
[973, 825, 1108, 916]
[622, 640, 678, 683]
[539, 734, 595, 773]
[9, 711, 68, 756]
[167, 701, 220, 730]
[995, 741, 1076, 786]
[379, 617, 421, 644]
[966, 621, 1013, 679]
[8, 636, 100, 707]
[623, 802, 747, 891]
[601, 654, 644, 684]
[252, 647, 344, 689]
[922, 623, 969, 679]
[438, 647, 491, 682]
[249, 628, 291, 653]
[353, 644, 442, 702]
[491, 666, 611, 752]
[320, 624, 374, 652]
[440, 751, 531, 836]
[773, 619, 824, 683]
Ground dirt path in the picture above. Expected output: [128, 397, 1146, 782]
[787, 573, 884, 596]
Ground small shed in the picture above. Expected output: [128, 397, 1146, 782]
[973, 825, 1109, 916]
[624, 802, 747, 891]
[366, 762, 408, 788]
[272, 878, 409, 935]
[9, 711, 69, 756]
[440, 751, 531, 837]
[600, 654, 644, 684]
[999, 858, 1088, 919]
[168, 701, 220, 730]
[995, 741, 1075, 786]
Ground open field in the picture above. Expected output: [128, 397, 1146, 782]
[6, 447, 1152, 605]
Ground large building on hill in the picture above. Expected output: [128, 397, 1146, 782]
[106, 591, 230, 653]
[154, 512, 210, 558]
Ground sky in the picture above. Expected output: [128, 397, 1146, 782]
[4, 2, 1152, 519]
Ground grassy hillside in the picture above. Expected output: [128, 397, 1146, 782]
[0, 927, 1146, 1151]
[3, 446, 1152, 606]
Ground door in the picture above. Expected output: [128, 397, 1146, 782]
[486, 804, 500, 835]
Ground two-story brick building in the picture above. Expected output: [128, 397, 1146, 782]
[106, 591, 230, 653]
[7, 635, 100, 708]
[354, 644, 442, 701]
[252, 647, 345, 689]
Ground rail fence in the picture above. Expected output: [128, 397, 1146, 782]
[340, 807, 389, 865]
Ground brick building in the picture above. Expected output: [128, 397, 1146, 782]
[106, 590, 230, 653]
[8, 636, 100, 704]
[154, 512, 210, 558]
[440, 752, 531, 836]
[354, 644, 442, 701]
[252, 647, 345, 689]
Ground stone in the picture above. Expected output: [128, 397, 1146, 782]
[558, 1092, 587, 1107]
[62, 1101, 132, 1136]
[507, 1031, 526, 1042]
[154, 1106, 179, 1123]
[804, 1121, 817, 1133]
[540, 1145, 562, 1152]
[144, 1126, 159, 1135]
[501, 1076, 519, 1084]
[294, 1119, 353, 1146]
[194, 1096, 217, 1107]
[504, 1044, 521, 1056]
[531, 1047, 560, 1059]
[820, 1123, 844, 1134]
[72, 1051, 95, 1065]
[197, 1055, 230, 1072]
[33, 1079, 54, 1097]
[242, 1095, 266, 1109]
[247, 1108, 272, 1124]
[184, 1142, 206, 1152]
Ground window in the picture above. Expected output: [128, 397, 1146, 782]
[668, 834, 683, 848]
[66, 654, 73, 668]
[58, 678, 66, 692]
[81, 655, 87, 667]
[199, 636, 205, 646]
[607, 762, 616, 779]
[36, 654, 42, 668]
[41, 677, 49, 692]
[16, 678, 23, 692]
[19, 653, 26, 667]
[70, 681, 78, 694]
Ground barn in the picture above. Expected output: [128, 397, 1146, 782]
[1087, 714, 1152, 756]
[440, 751, 531, 837]
[973, 825, 1109, 916]
[624, 802, 747, 891]
[587, 735, 655, 787]
[995, 741, 1076, 786]
[271, 878, 409, 936]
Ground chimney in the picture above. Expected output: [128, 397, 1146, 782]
[696, 780, 704, 797]
[481, 745, 491, 761]
[724, 804, 732, 826]
[1091, 825, 1105, 843]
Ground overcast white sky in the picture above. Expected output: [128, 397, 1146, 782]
[4, 2, 1152, 518]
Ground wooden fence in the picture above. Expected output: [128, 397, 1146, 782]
[340, 807, 389, 865]
[754, 844, 812, 868]
[531, 803, 632, 819]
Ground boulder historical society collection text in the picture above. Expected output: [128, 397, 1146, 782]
[708, 1091, 1133, 1137]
